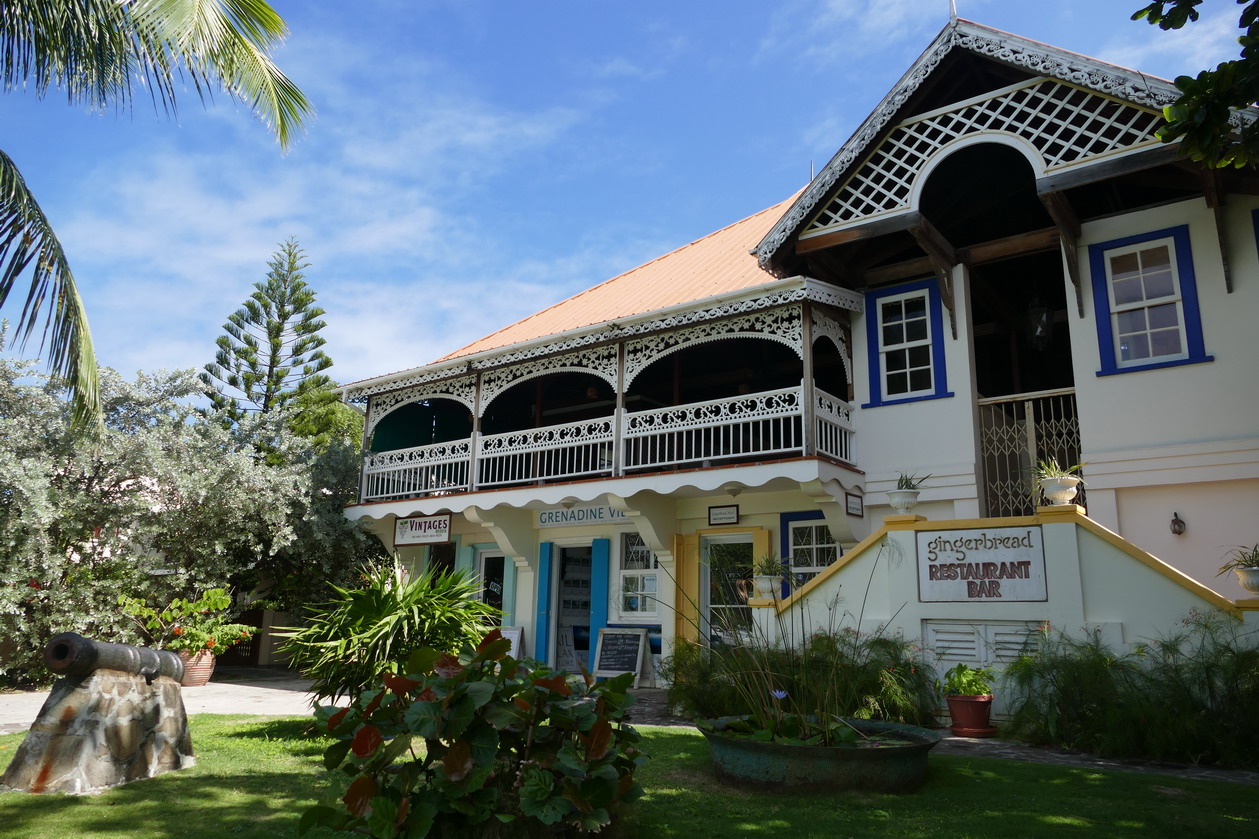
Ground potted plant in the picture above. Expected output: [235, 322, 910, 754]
[939, 663, 997, 737]
[1033, 458, 1085, 506]
[752, 552, 784, 598]
[1218, 543, 1259, 594]
[887, 472, 930, 513]
[118, 588, 256, 687]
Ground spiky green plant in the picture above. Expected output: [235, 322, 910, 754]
[279, 560, 499, 701]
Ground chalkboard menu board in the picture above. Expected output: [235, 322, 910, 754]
[593, 628, 648, 688]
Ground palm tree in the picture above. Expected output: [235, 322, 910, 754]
[0, 0, 311, 425]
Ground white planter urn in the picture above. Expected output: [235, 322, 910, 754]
[1233, 567, 1259, 594]
[753, 574, 779, 599]
[1037, 476, 1081, 505]
[886, 489, 921, 514]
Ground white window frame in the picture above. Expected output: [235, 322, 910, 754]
[787, 520, 840, 584]
[617, 532, 658, 619]
[1102, 235, 1189, 368]
[877, 288, 934, 399]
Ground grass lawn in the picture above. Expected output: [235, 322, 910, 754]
[0, 718, 1254, 838]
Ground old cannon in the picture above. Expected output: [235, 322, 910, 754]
[0, 633, 194, 794]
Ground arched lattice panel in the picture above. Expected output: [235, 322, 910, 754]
[803, 78, 1163, 236]
[811, 309, 852, 386]
[366, 376, 477, 437]
[623, 306, 804, 388]
[477, 345, 618, 416]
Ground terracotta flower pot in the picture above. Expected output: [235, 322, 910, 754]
[946, 694, 996, 737]
[179, 650, 216, 687]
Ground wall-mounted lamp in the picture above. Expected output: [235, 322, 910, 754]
[1170, 512, 1186, 536]
[721, 483, 743, 498]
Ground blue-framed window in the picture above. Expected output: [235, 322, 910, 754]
[1088, 225, 1212, 375]
[779, 511, 841, 588]
[863, 279, 953, 407]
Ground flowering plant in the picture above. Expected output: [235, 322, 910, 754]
[118, 588, 255, 657]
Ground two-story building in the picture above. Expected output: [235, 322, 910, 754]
[342, 19, 1259, 684]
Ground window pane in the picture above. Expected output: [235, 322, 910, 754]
[887, 371, 908, 395]
[792, 527, 811, 547]
[643, 576, 657, 594]
[1143, 268, 1175, 299]
[904, 296, 927, 318]
[905, 318, 928, 342]
[882, 301, 904, 323]
[909, 368, 932, 391]
[882, 323, 904, 346]
[1116, 309, 1146, 334]
[908, 345, 931, 368]
[1138, 245, 1171, 273]
[818, 545, 838, 565]
[1147, 303, 1180, 329]
[1112, 277, 1143, 305]
[1109, 252, 1140, 280]
[886, 349, 907, 371]
[1150, 328, 1183, 357]
[1120, 333, 1150, 361]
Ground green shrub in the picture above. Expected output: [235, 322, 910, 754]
[661, 626, 937, 742]
[301, 630, 645, 839]
[1004, 613, 1259, 767]
[280, 560, 499, 701]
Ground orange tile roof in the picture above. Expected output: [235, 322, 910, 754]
[435, 195, 797, 362]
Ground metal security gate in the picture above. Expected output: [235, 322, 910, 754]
[978, 388, 1082, 517]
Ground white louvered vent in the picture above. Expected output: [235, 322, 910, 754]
[924, 620, 1039, 667]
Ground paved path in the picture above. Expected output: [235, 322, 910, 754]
[3, 670, 1256, 786]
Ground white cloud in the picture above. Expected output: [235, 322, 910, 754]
[1095, 9, 1240, 80]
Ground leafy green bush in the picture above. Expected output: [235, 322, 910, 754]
[280, 561, 499, 701]
[1004, 613, 1259, 767]
[301, 630, 645, 839]
[661, 626, 937, 743]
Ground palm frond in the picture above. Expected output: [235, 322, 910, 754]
[0, 148, 100, 426]
[0, 0, 309, 148]
[135, 0, 310, 150]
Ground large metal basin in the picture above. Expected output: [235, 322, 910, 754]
[701, 717, 942, 792]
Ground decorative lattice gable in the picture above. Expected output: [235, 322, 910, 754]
[802, 78, 1163, 238]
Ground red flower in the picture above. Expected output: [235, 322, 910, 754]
[172, 626, 185, 636]
[27, 578, 41, 590]
[206, 638, 216, 648]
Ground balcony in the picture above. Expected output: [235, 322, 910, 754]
[360, 385, 855, 503]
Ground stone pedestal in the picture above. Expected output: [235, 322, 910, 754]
[0, 669, 194, 794]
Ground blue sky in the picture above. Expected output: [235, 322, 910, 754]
[0, 0, 1244, 386]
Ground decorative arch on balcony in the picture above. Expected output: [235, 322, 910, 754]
[624, 334, 804, 412]
[623, 306, 803, 389]
[477, 345, 619, 415]
[811, 308, 852, 388]
[480, 370, 617, 436]
[366, 376, 477, 439]
[369, 397, 475, 453]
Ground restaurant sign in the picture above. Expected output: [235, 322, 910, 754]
[917, 526, 1047, 602]
[394, 514, 452, 546]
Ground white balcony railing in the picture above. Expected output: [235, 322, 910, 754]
[360, 386, 856, 502]
[622, 387, 804, 471]
[813, 388, 854, 464]
[477, 417, 616, 489]
[361, 439, 472, 501]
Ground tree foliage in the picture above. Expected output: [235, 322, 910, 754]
[0, 0, 310, 425]
[202, 238, 335, 422]
[0, 351, 380, 687]
[1133, 0, 1259, 167]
